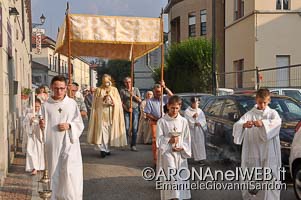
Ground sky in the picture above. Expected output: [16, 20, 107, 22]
[31, 0, 169, 40]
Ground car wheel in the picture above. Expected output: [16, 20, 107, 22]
[294, 164, 301, 200]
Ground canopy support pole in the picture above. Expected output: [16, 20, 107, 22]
[160, 9, 164, 117]
[129, 58, 134, 139]
[66, 2, 72, 95]
[129, 44, 134, 141]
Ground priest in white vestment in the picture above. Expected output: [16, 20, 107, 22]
[87, 74, 127, 157]
[40, 76, 84, 200]
[157, 95, 191, 200]
[233, 89, 282, 200]
[184, 97, 206, 163]
[24, 99, 45, 175]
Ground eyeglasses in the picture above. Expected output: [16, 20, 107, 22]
[53, 87, 66, 91]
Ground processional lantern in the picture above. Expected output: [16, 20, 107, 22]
[37, 121, 52, 200]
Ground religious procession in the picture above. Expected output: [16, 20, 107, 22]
[1, 0, 301, 200]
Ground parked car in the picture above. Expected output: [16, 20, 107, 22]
[216, 88, 234, 96]
[176, 93, 213, 113]
[202, 94, 301, 166]
[290, 121, 301, 200]
[270, 88, 301, 103]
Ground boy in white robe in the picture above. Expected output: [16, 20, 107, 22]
[184, 97, 207, 164]
[157, 95, 191, 200]
[233, 88, 282, 200]
[40, 76, 84, 200]
[24, 98, 45, 175]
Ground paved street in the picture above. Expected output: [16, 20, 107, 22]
[0, 130, 297, 200]
[80, 132, 297, 200]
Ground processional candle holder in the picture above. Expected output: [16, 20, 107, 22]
[37, 116, 52, 200]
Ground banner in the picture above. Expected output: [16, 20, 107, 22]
[36, 31, 42, 54]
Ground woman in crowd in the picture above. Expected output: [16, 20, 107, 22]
[137, 91, 153, 144]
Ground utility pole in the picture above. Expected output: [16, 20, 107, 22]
[212, 0, 217, 95]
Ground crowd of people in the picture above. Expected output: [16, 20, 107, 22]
[22, 74, 282, 200]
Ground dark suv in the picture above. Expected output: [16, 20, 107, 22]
[203, 94, 301, 167]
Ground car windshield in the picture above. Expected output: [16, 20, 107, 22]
[283, 90, 301, 101]
[237, 98, 255, 113]
[180, 95, 210, 110]
[269, 98, 301, 121]
[238, 97, 301, 121]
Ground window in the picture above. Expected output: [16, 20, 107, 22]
[285, 100, 301, 116]
[61, 61, 63, 73]
[276, 55, 290, 87]
[54, 57, 57, 72]
[188, 12, 196, 37]
[49, 55, 52, 69]
[200, 9, 207, 36]
[271, 90, 280, 95]
[33, 76, 42, 84]
[283, 90, 301, 101]
[233, 59, 244, 88]
[206, 99, 224, 116]
[222, 99, 239, 120]
[65, 62, 67, 75]
[276, 0, 290, 10]
[234, 0, 244, 20]
[171, 17, 181, 43]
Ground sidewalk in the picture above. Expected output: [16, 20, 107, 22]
[0, 152, 34, 200]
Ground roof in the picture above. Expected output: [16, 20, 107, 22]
[32, 35, 56, 47]
[164, 0, 184, 13]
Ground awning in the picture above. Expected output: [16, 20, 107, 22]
[55, 14, 163, 61]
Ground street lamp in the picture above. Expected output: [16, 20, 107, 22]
[33, 14, 46, 28]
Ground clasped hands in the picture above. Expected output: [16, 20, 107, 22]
[58, 123, 71, 132]
[169, 136, 183, 152]
[243, 120, 263, 128]
[39, 119, 70, 132]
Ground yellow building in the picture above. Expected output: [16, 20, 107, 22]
[225, 0, 301, 88]
[32, 34, 91, 90]
[73, 57, 90, 90]
[0, 0, 32, 182]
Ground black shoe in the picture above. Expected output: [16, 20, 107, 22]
[198, 160, 206, 166]
[100, 151, 106, 158]
[106, 152, 111, 156]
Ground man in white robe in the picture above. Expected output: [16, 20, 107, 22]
[233, 89, 282, 200]
[157, 95, 191, 200]
[24, 99, 45, 175]
[40, 76, 84, 200]
[184, 97, 206, 163]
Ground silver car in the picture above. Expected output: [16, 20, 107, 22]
[290, 121, 301, 200]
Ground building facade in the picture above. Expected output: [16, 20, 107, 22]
[32, 34, 91, 90]
[0, 0, 32, 182]
[134, 47, 162, 92]
[225, 0, 301, 88]
[164, 0, 225, 87]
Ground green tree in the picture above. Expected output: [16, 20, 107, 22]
[96, 59, 131, 89]
[154, 38, 213, 93]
